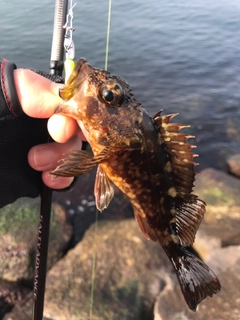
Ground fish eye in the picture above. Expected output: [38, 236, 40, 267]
[102, 89, 115, 102]
[99, 81, 124, 107]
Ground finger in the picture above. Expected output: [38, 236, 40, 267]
[48, 114, 80, 143]
[41, 171, 74, 190]
[14, 69, 88, 142]
[77, 130, 87, 142]
[28, 136, 82, 171]
[14, 69, 62, 118]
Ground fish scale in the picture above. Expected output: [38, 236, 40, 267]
[52, 58, 221, 311]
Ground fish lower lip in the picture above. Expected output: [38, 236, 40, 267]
[55, 104, 66, 115]
[55, 103, 78, 118]
[55, 105, 62, 114]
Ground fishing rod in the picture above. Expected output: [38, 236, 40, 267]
[32, 1, 69, 319]
[33, 0, 109, 317]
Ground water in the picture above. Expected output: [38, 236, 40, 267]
[1, 0, 240, 171]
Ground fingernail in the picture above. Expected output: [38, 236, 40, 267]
[34, 148, 55, 170]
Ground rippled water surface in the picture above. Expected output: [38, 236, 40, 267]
[1, 0, 240, 170]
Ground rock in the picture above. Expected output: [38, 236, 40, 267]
[193, 168, 240, 258]
[227, 154, 240, 178]
[154, 245, 240, 320]
[4, 168, 240, 319]
[53, 168, 133, 244]
[6, 219, 173, 320]
[0, 198, 73, 282]
[0, 279, 31, 319]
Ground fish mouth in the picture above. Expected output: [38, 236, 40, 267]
[55, 58, 109, 118]
[58, 58, 92, 99]
[56, 58, 93, 117]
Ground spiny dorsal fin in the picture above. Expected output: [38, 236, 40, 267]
[153, 110, 197, 196]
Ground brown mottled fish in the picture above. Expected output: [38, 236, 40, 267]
[53, 58, 220, 311]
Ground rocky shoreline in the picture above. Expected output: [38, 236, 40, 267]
[1, 157, 240, 320]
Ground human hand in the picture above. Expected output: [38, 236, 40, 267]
[14, 69, 84, 189]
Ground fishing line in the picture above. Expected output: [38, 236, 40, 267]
[89, 208, 99, 320]
[89, 1, 112, 319]
[105, 0, 112, 71]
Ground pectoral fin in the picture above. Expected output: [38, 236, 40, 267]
[52, 147, 110, 177]
[94, 165, 114, 211]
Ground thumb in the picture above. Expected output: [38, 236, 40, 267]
[14, 69, 63, 118]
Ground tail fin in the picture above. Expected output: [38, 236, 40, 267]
[164, 244, 221, 311]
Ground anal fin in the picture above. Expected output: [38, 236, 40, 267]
[134, 210, 158, 241]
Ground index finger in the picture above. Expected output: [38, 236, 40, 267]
[14, 69, 62, 118]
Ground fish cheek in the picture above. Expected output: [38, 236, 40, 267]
[84, 97, 103, 119]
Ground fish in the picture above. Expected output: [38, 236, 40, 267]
[52, 58, 221, 311]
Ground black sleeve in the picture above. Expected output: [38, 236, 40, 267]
[0, 60, 64, 209]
